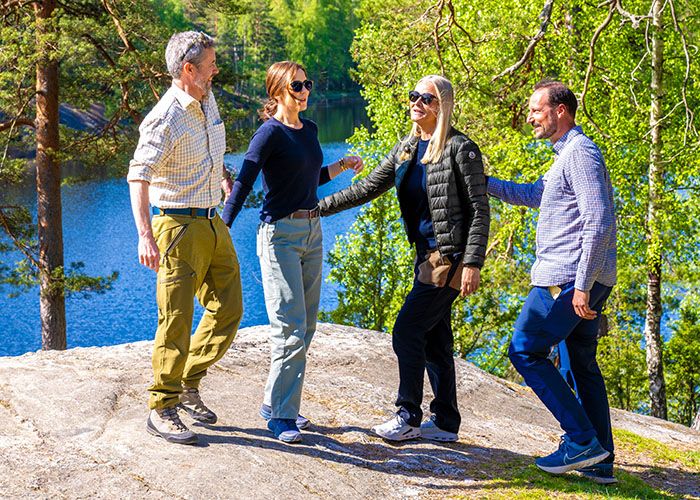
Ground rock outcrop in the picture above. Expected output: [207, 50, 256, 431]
[1, 324, 698, 498]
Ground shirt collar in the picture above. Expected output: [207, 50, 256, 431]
[170, 83, 201, 110]
[551, 125, 583, 155]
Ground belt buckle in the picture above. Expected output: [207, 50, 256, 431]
[310, 206, 320, 218]
[206, 207, 216, 219]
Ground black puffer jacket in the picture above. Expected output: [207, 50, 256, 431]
[319, 128, 490, 268]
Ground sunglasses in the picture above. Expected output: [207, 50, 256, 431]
[289, 80, 314, 93]
[408, 90, 437, 105]
[180, 32, 209, 62]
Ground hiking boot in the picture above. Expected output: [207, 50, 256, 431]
[420, 416, 458, 442]
[535, 435, 610, 474]
[259, 403, 310, 430]
[577, 462, 618, 484]
[268, 418, 302, 443]
[146, 407, 198, 445]
[372, 414, 420, 442]
[178, 387, 217, 424]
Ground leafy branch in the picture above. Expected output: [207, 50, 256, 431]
[491, 0, 555, 82]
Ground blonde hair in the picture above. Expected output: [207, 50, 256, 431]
[259, 61, 306, 121]
[409, 75, 454, 164]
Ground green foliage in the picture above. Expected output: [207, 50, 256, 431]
[598, 323, 648, 413]
[613, 428, 700, 470]
[665, 294, 700, 426]
[268, 0, 358, 91]
[321, 127, 414, 332]
[327, 0, 700, 423]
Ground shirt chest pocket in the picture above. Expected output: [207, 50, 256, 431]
[176, 126, 208, 167]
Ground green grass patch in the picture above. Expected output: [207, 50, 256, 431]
[464, 464, 680, 499]
[613, 429, 700, 470]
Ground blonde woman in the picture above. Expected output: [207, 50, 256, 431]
[222, 61, 361, 443]
[319, 75, 489, 441]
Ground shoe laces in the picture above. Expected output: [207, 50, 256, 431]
[183, 387, 209, 411]
[158, 407, 189, 432]
[389, 414, 408, 429]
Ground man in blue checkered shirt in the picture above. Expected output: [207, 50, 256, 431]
[487, 80, 617, 483]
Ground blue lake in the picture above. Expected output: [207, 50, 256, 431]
[0, 142, 362, 356]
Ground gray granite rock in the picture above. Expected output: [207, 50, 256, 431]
[0, 324, 698, 499]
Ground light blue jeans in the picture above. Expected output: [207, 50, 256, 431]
[257, 216, 323, 419]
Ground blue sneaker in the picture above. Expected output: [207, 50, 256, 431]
[577, 462, 618, 484]
[535, 436, 610, 474]
[267, 418, 302, 443]
[259, 403, 310, 430]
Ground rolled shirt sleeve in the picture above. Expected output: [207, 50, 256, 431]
[127, 117, 172, 184]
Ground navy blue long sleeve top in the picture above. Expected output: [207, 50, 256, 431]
[399, 139, 436, 251]
[222, 117, 331, 225]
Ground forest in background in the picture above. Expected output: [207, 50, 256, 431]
[0, 0, 698, 429]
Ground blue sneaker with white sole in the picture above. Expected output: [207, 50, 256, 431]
[535, 435, 610, 474]
[267, 418, 302, 443]
[259, 404, 310, 430]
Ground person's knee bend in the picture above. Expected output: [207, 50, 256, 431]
[284, 333, 306, 358]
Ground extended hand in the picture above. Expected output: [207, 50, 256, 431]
[572, 289, 597, 320]
[344, 155, 364, 174]
[222, 177, 233, 198]
[138, 233, 160, 272]
[460, 266, 480, 297]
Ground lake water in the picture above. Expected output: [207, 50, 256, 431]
[0, 100, 369, 356]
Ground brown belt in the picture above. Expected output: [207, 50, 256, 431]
[289, 207, 320, 219]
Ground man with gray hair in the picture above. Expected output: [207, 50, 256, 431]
[127, 31, 242, 445]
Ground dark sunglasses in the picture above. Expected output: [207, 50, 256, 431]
[289, 80, 313, 93]
[408, 90, 437, 105]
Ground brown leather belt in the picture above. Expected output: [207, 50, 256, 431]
[289, 207, 320, 219]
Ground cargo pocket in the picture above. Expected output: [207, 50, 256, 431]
[157, 257, 197, 316]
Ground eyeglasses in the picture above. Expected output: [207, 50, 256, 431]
[180, 32, 209, 62]
[289, 80, 313, 93]
[408, 90, 437, 105]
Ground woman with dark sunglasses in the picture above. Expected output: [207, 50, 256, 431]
[319, 75, 490, 442]
[222, 61, 362, 443]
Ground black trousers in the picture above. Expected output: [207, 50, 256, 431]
[392, 256, 461, 433]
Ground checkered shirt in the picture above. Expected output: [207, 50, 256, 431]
[488, 126, 617, 291]
[127, 85, 227, 208]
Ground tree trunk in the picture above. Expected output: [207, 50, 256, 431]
[643, 0, 667, 419]
[35, 0, 66, 350]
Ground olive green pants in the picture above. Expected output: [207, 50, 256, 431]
[148, 213, 243, 410]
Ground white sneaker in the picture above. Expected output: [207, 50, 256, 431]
[420, 417, 458, 442]
[147, 407, 198, 445]
[372, 415, 420, 441]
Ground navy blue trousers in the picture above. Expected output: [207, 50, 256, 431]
[392, 259, 461, 433]
[509, 281, 614, 456]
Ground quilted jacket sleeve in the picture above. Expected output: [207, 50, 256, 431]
[318, 141, 400, 215]
[454, 137, 490, 268]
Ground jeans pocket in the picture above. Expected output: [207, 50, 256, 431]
[514, 287, 556, 333]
